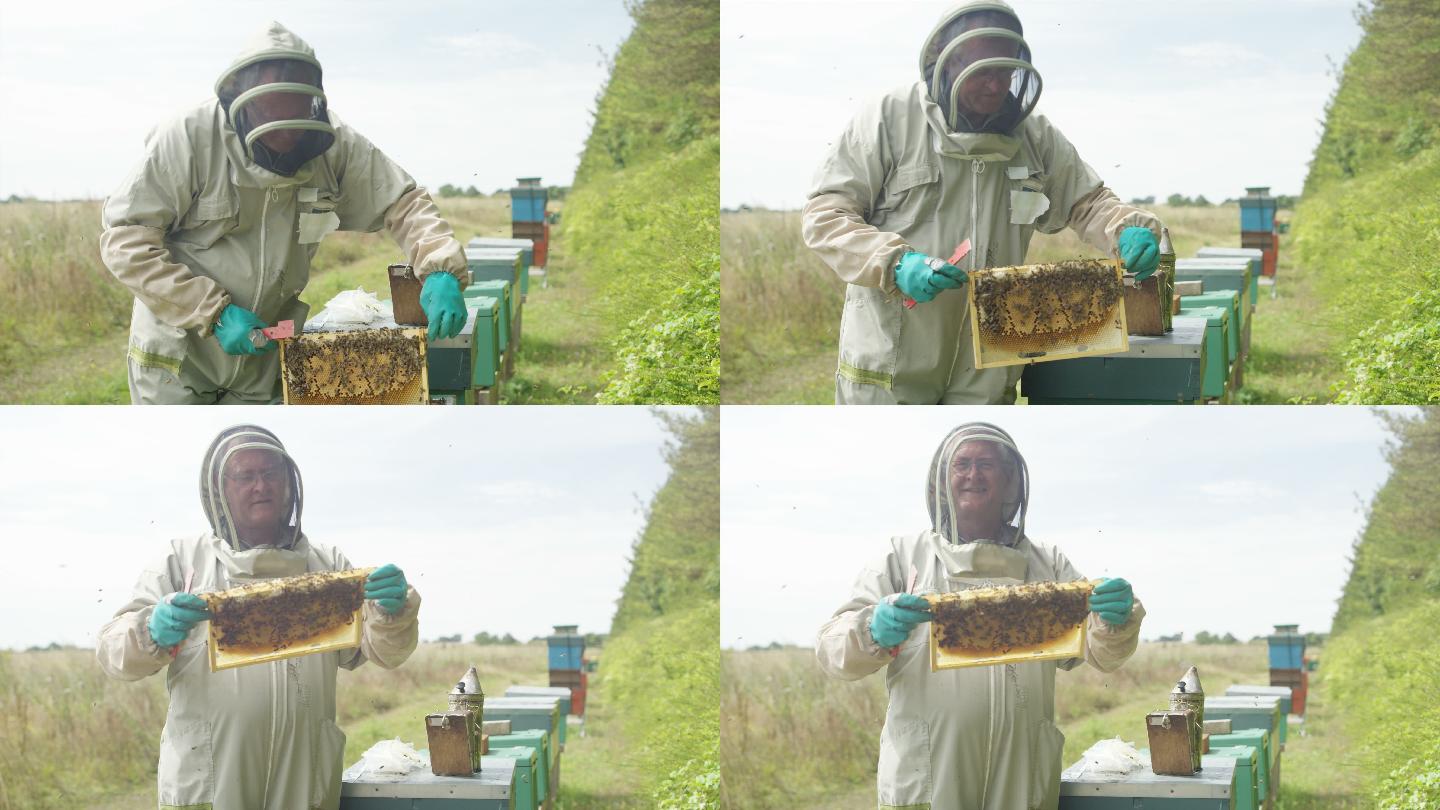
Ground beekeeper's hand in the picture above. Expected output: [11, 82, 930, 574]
[1090, 577, 1134, 625]
[214, 304, 274, 355]
[420, 272, 467, 341]
[895, 251, 965, 304]
[148, 592, 210, 648]
[1118, 227, 1159, 280]
[869, 593, 932, 647]
[365, 564, 409, 615]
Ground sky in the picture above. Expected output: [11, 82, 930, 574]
[0, 406, 691, 650]
[721, 0, 1366, 209]
[721, 406, 1414, 649]
[0, 0, 635, 200]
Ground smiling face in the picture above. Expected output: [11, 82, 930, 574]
[222, 448, 291, 545]
[947, 441, 1013, 531]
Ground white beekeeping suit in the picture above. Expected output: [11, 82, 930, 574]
[802, 1, 1162, 405]
[816, 423, 1145, 810]
[96, 425, 421, 810]
[100, 21, 469, 404]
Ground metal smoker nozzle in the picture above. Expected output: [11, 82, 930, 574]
[1173, 665, 1202, 694]
[452, 665, 482, 696]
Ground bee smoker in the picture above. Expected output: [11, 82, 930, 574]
[1169, 665, 1205, 771]
[426, 665, 485, 776]
[1158, 226, 1176, 332]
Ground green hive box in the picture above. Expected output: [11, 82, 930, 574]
[340, 754, 514, 809]
[1225, 685, 1292, 716]
[1182, 289, 1246, 338]
[484, 749, 538, 810]
[488, 730, 550, 803]
[428, 300, 501, 390]
[465, 247, 522, 288]
[1174, 307, 1230, 399]
[1206, 696, 1286, 747]
[1210, 728, 1274, 800]
[1021, 319, 1206, 404]
[483, 698, 564, 748]
[1176, 259, 1254, 314]
[1195, 248, 1263, 307]
[464, 281, 512, 353]
[1180, 298, 1240, 367]
[505, 686, 572, 717]
[1208, 746, 1261, 810]
[1060, 754, 1236, 808]
[467, 238, 533, 297]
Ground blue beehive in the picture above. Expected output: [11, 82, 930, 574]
[1239, 186, 1277, 233]
[547, 625, 585, 671]
[1267, 624, 1305, 669]
[510, 177, 548, 223]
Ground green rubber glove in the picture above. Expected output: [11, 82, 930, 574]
[1090, 577, 1134, 625]
[214, 304, 275, 356]
[869, 593, 932, 647]
[148, 592, 210, 649]
[365, 564, 409, 615]
[420, 272, 467, 341]
[895, 251, 965, 304]
[1118, 227, 1159, 280]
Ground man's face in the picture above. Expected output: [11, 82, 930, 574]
[222, 448, 291, 542]
[250, 65, 312, 154]
[947, 441, 1012, 527]
[952, 37, 1017, 117]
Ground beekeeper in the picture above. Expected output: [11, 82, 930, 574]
[802, 0, 1165, 405]
[96, 424, 419, 810]
[100, 21, 470, 404]
[816, 422, 1144, 810]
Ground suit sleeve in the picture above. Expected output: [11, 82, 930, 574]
[815, 542, 908, 680]
[98, 119, 231, 334]
[1029, 116, 1163, 257]
[1051, 549, 1144, 673]
[95, 551, 186, 681]
[331, 123, 469, 288]
[328, 548, 421, 672]
[801, 103, 909, 294]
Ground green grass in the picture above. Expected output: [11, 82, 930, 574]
[0, 641, 643, 810]
[720, 641, 1366, 809]
[720, 203, 1337, 404]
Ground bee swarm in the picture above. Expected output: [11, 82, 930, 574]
[202, 570, 367, 654]
[972, 260, 1122, 350]
[281, 328, 423, 399]
[929, 580, 1093, 655]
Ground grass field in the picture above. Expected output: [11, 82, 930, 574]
[0, 196, 609, 404]
[0, 641, 636, 810]
[720, 641, 1365, 809]
[720, 204, 1338, 404]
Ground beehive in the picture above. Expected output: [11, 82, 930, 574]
[200, 568, 372, 671]
[969, 259, 1128, 368]
[925, 579, 1095, 670]
[280, 327, 429, 404]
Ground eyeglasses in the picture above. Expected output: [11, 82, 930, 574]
[951, 459, 1005, 474]
[224, 469, 287, 487]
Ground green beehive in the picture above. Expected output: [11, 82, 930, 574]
[1208, 745, 1261, 810]
[1181, 294, 1240, 366]
[1210, 727, 1275, 795]
[1176, 259, 1254, 314]
[488, 729, 550, 803]
[505, 686, 572, 717]
[466, 247, 523, 288]
[468, 238, 533, 297]
[484, 698, 565, 748]
[1206, 696, 1286, 747]
[1020, 319, 1206, 404]
[1176, 306, 1230, 399]
[464, 281, 513, 353]
[484, 748, 538, 810]
[427, 299, 501, 391]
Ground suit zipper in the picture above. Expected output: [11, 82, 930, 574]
[224, 188, 276, 391]
[943, 159, 986, 393]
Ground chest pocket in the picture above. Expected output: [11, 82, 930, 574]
[296, 187, 341, 245]
[874, 161, 940, 234]
[1006, 165, 1050, 226]
[172, 185, 240, 250]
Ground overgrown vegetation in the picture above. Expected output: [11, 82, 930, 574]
[562, 0, 719, 403]
[1321, 407, 1440, 805]
[1295, 0, 1440, 403]
[598, 408, 719, 807]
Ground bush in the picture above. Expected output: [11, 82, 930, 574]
[599, 270, 719, 404]
[655, 757, 720, 809]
